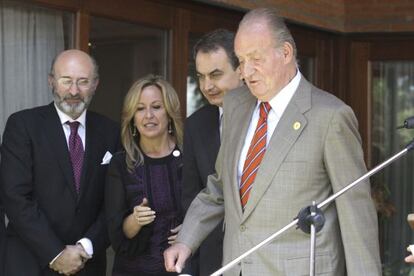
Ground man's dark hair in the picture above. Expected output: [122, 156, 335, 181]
[193, 29, 239, 70]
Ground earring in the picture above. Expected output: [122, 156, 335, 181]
[132, 126, 137, 137]
[168, 120, 173, 134]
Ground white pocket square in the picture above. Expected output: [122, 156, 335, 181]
[101, 151, 112, 165]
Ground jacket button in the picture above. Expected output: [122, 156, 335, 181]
[240, 225, 246, 232]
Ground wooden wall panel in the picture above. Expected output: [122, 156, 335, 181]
[76, 10, 90, 52]
[171, 8, 191, 115]
[84, 0, 174, 29]
[28, 0, 80, 11]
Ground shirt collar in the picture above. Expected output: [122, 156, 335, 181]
[265, 70, 301, 117]
[218, 106, 223, 118]
[54, 103, 87, 127]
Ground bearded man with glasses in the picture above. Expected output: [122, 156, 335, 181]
[0, 49, 119, 276]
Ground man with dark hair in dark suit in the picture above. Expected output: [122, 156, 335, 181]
[0, 49, 119, 275]
[182, 29, 243, 276]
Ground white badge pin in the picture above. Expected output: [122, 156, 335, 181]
[173, 150, 181, 157]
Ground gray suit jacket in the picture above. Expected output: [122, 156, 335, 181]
[177, 77, 381, 276]
[182, 104, 223, 276]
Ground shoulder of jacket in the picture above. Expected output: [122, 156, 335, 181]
[186, 105, 217, 125]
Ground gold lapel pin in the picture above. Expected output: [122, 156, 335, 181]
[293, 122, 301, 130]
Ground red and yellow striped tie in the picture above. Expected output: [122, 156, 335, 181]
[240, 102, 271, 210]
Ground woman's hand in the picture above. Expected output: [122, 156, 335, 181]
[133, 198, 156, 227]
[123, 198, 155, 238]
[168, 224, 182, 245]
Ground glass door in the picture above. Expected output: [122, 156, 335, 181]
[88, 16, 169, 122]
[371, 61, 414, 276]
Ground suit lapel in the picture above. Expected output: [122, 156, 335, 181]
[242, 78, 312, 220]
[78, 113, 101, 200]
[42, 104, 78, 199]
[202, 106, 220, 165]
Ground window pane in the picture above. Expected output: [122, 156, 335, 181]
[89, 16, 169, 122]
[0, 1, 74, 135]
[298, 55, 315, 83]
[186, 33, 208, 117]
[371, 61, 414, 276]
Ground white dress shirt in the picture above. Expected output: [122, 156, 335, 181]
[219, 106, 223, 139]
[237, 71, 302, 187]
[55, 104, 86, 149]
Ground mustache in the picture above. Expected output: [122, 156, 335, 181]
[63, 95, 83, 101]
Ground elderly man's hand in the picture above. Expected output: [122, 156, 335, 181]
[164, 242, 191, 273]
[50, 244, 91, 275]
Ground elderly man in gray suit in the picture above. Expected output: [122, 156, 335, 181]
[165, 7, 381, 276]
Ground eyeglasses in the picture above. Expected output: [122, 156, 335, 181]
[55, 77, 95, 91]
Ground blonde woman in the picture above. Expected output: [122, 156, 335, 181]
[105, 75, 183, 276]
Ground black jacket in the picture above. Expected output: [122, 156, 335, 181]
[0, 103, 119, 275]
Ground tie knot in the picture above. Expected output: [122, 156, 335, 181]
[259, 102, 271, 119]
[66, 121, 80, 134]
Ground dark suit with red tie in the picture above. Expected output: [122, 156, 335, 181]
[0, 103, 119, 275]
[182, 104, 223, 276]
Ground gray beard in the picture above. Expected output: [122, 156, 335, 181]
[53, 90, 93, 119]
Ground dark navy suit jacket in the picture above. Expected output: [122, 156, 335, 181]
[0, 103, 119, 275]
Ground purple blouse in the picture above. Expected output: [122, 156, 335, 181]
[106, 148, 183, 275]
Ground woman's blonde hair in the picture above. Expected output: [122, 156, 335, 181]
[121, 74, 183, 171]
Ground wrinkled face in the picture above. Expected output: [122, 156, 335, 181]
[49, 52, 98, 119]
[235, 22, 290, 101]
[134, 85, 169, 141]
[195, 47, 241, 106]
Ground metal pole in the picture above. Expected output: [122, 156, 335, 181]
[317, 147, 408, 210]
[309, 202, 316, 276]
